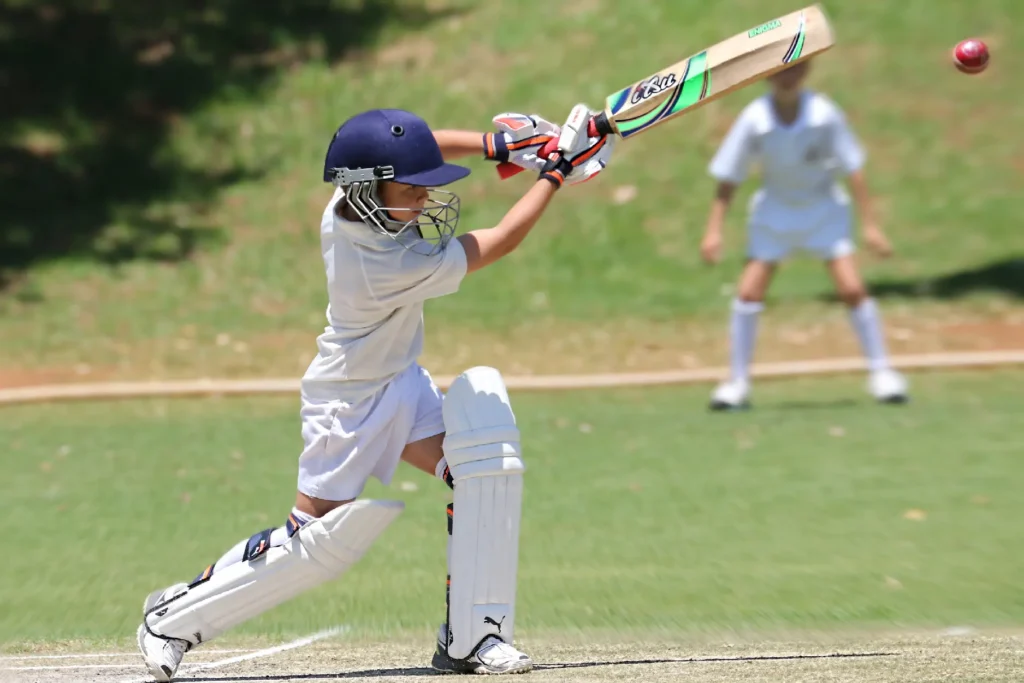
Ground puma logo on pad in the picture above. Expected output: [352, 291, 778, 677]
[484, 615, 506, 633]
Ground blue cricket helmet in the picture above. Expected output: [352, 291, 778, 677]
[323, 109, 470, 186]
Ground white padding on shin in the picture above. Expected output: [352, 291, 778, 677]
[145, 499, 403, 645]
[443, 366, 525, 659]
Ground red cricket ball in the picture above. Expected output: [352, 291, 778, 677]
[953, 38, 989, 74]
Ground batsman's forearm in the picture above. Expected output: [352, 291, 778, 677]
[497, 180, 558, 240]
[433, 130, 489, 160]
[459, 181, 557, 272]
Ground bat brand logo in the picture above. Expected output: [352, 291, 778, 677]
[630, 73, 678, 104]
[748, 19, 782, 38]
[484, 615, 506, 633]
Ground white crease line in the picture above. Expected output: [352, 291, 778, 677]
[118, 626, 346, 683]
[4, 664, 146, 671]
[0, 649, 254, 661]
[187, 626, 347, 671]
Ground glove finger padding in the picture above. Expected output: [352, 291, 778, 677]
[486, 113, 560, 169]
[492, 113, 561, 140]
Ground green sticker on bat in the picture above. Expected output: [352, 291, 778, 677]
[748, 19, 782, 38]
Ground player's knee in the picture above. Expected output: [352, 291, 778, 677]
[736, 261, 774, 302]
[736, 280, 768, 303]
[837, 284, 867, 307]
[442, 366, 523, 480]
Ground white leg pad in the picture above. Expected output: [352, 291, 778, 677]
[443, 366, 525, 660]
[145, 499, 404, 645]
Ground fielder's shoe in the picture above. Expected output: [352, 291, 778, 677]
[431, 623, 533, 675]
[137, 583, 190, 682]
[709, 378, 751, 411]
[869, 368, 908, 404]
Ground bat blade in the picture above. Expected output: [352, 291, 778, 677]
[496, 4, 834, 179]
[602, 4, 834, 138]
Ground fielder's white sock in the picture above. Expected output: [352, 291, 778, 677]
[849, 298, 890, 372]
[730, 299, 764, 383]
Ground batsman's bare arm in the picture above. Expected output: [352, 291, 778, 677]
[427, 129, 559, 271]
[458, 181, 557, 274]
[434, 130, 495, 160]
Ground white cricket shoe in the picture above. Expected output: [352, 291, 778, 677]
[869, 368, 909, 404]
[431, 623, 533, 675]
[137, 583, 190, 682]
[709, 378, 750, 411]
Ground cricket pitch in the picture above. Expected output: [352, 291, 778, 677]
[3, 631, 1022, 683]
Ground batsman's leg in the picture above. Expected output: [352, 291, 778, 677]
[430, 366, 532, 675]
[137, 499, 403, 681]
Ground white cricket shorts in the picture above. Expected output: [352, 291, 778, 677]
[745, 191, 855, 262]
[296, 363, 445, 501]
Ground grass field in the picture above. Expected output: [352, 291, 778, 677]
[2, 0, 1023, 385]
[4, 370, 1023, 656]
[3, 3, 1024, 679]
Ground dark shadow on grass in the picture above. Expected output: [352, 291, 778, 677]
[177, 651, 897, 681]
[0, 1, 458, 292]
[819, 257, 1024, 303]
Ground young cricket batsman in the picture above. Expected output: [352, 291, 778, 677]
[701, 59, 908, 410]
[136, 107, 613, 680]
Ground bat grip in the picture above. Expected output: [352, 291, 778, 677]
[496, 119, 600, 180]
[536, 118, 599, 160]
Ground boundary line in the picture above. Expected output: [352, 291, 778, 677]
[1, 351, 1022, 406]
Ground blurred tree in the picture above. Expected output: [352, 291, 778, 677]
[0, 0, 452, 288]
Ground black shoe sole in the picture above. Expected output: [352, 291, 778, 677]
[432, 648, 480, 675]
[431, 646, 533, 675]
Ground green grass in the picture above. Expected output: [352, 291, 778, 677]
[3, 370, 1023, 649]
[2, 0, 1023, 378]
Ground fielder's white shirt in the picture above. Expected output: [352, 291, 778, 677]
[709, 90, 864, 212]
[301, 188, 467, 402]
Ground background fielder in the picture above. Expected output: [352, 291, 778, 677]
[701, 59, 908, 410]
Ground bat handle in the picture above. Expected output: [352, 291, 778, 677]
[496, 118, 601, 180]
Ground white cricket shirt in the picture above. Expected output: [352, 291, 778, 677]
[301, 188, 467, 402]
[708, 90, 865, 209]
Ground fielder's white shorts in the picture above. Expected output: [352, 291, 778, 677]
[296, 363, 445, 501]
[746, 191, 854, 263]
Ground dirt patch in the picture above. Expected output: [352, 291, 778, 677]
[2, 315, 1022, 387]
[0, 366, 114, 389]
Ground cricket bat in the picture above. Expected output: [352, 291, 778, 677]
[497, 4, 834, 179]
